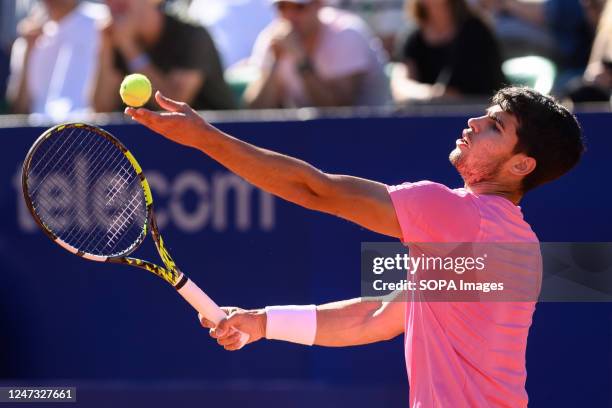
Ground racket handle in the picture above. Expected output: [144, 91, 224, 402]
[177, 278, 250, 349]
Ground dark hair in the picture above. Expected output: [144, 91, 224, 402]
[492, 87, 585, 192]
[408, 0, 471, 26]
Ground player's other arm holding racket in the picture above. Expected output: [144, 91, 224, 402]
[124, 92, 402, 239]
[200, 295, 405, 351]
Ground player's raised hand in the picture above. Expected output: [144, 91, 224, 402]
[199, 307, 266, 351]
[124, 91, 215, 150]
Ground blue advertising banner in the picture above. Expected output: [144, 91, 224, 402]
[0, 112, 610, 407]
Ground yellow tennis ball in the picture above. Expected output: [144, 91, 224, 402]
[119, 74, 152, 107]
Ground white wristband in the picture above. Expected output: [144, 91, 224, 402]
[264, 305, 317, 345]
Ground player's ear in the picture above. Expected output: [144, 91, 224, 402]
[510, 154, 536, 177]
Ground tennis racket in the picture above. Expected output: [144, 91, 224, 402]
[21, 122, 248, 347]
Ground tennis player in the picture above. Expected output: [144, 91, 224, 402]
[125, 86, 584, 407]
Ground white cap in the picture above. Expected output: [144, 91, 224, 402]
[270, 0, 314, 4]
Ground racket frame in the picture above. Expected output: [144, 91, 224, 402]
[21, 122, 187, 289]
[22, 122, 248, 346]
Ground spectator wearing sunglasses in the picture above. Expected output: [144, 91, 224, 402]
[244, 0, 390, 108]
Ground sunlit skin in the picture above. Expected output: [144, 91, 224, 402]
[123, 92, 545, 350]
[449, 105, 536, 204]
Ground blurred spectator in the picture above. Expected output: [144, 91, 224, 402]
[1, 0, 39, 48]
[0, 46, 9, 114]
[329, 0, 407, 56]
[245, 0, 390, 108]
[188, 0, 275, 69]
[564, 0, 612, 103]
[391, 0, 505, 102]
[93, 0, 235, 112]
[477, 0, 556, 60]
[481, 0, 602, 85]
[6, 0, 108, 119]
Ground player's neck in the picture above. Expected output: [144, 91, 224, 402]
[465, 181, 523, 205]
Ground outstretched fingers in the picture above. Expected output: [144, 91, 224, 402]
[124, 106, 157, 125]
[155, 91, 188, 113]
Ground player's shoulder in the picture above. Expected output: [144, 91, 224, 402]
[389, 180, 463, 196]
[388, 180, 477, 215]
[388, 181, 480, 242]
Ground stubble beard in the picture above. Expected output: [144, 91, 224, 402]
[449, 148, 505, 186]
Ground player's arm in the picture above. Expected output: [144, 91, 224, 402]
[202, 294, 405, 351]
[125, 92, 402, 238]
[314, 296, 405, 346]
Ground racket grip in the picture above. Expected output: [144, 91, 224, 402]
[177, 278, 250, 349]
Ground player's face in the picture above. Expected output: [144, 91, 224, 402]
[449, 105, 521, 185]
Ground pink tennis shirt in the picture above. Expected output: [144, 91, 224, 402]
[387, 180, 542, 408]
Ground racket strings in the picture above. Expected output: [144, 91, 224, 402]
[106, 190, 143, 247]
[33, 131, 120, 238]
[65, 152, 136, 248]
[64, 130, 145, 253]
[29, 126, 76, 172]
[29, 127, 83, 195]
[96, 170, 141, 247]
[26, 126, 147, 257]
[36, 128, 145, 254]
[31, 133, 116, 219]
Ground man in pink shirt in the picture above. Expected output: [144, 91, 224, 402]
[125, 86, 584, 407]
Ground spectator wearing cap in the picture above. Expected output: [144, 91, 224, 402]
[244, 0, 391, 108]
[329, 0, 407, 57]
